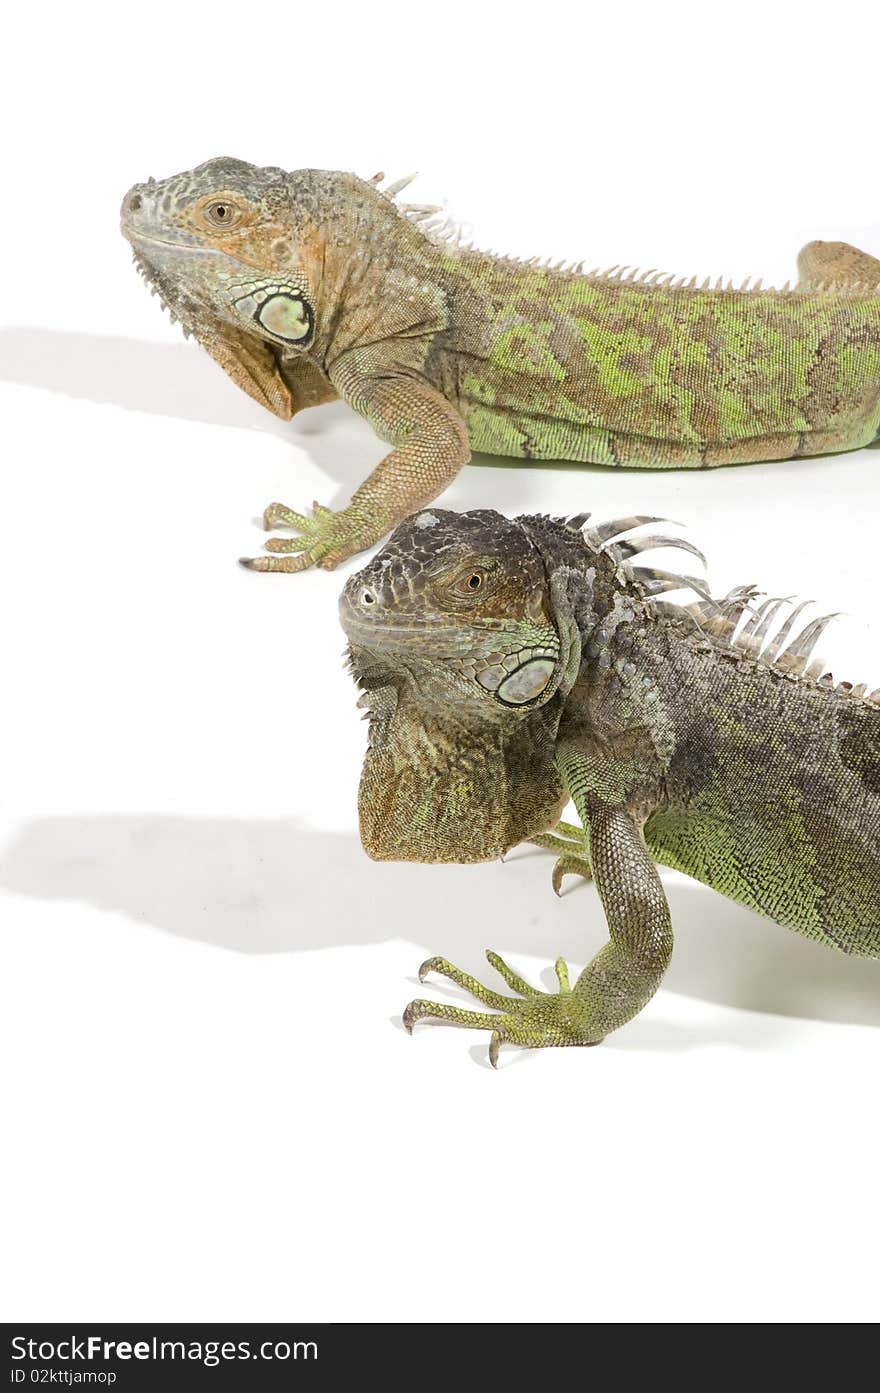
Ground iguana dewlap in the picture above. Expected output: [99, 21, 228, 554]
[122, 157, 880, 572]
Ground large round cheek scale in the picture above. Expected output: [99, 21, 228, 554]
[496, 658, 556, 705]
[257, 293, 312, 342]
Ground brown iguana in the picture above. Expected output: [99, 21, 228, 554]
[121, 158, 880, 573]
[339, 507, 880, 1064]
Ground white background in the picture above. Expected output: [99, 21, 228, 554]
[3, 0, 880, 1324]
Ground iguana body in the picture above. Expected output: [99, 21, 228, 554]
[339, 508, 880, 1062]
[121, 159, 880, 571]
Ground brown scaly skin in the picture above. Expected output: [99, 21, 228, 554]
[339, 508, 880, 1064]
[121, 159, 880, 572]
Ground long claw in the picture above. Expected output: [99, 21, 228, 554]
[239, 554, 312, 574]
[552, 855, 593, 896]
[489, 1031, 503, 1068]
[418, 956, 441, 984]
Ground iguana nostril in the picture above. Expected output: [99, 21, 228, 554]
[128, 193, 143, 213]
[361, 590, 376, 605]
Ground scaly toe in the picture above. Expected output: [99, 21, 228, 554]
[263, 502, 307, 530]
[486, 949, 540, 997]
[238, 553, 313, 574]
[555, 956, 571, 992]
[265, 536, 309, 554]
[317, 551, 343, 570]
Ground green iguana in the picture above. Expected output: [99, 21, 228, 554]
[121, 158, 880, 573]
[339, 507, 880, 1063]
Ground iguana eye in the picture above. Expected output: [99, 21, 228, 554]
[451, 565, 492, 598]
[440, 562, 494, 597]
[204, 199, 240, 228]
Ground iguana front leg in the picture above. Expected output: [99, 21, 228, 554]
[242, 366, 471, 573]
[406, 798, 672, 1064]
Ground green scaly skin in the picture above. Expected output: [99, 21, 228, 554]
[121, 159, 880, 571]
[339, 508, 880, 1064]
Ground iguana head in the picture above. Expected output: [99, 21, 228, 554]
[121, 156, 321, 416]
[340, 508, 564, 713]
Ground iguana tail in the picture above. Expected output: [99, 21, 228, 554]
[797, 239, 880, 290]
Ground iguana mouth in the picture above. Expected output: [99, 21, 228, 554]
[122, 229, 223, 258]
[342, 617, 479, 657]
[341, 611, 558, 676]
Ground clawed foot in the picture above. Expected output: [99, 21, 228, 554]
[239, 500, 363, 573]
[404, 949, 603, 1066]
[528, 820, 593, 895]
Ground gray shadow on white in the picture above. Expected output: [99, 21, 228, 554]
[2, 814, 879, 1033]
[0, 326, 374, 496]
